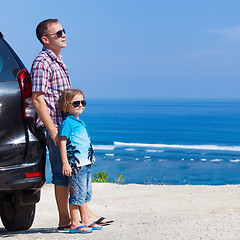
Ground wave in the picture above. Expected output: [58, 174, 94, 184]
[146, 149, 165, 153]
[230, 159, 240, 162]
[210, 159, 223, 162]
[158, 159, 168, 162]
[114, 141, 240, 152]
[125, 148, 136, 151]
[93, 145, 114, 150]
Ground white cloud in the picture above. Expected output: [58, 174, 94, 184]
[206, 26, 240, 40]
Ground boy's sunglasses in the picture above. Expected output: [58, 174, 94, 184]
[45, 29, 66, 38]
[71, 100, 86, 108]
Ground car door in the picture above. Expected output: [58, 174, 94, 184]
[0, 38, 27, 167]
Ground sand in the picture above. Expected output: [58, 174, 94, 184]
[0, 183, 240, 240]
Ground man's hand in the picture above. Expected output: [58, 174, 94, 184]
[49, 127, 60, 146]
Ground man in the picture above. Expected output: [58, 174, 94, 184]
[31, 19, 113, 229]
[31, 19, 71, 229]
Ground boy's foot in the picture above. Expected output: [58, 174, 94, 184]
[69, 225, 92, 233]
[88, 222, 103, 230]
[95, 217, 114, 225]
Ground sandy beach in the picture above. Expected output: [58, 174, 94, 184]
[0, 183, 240, 240]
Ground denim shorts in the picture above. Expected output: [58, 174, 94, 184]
[69, 165, 92, 206]
[40, 127, 69, 186]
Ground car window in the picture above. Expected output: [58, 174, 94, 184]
[0, 40, 20, 81]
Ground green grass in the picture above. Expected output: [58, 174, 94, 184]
[92, 171, 125, 184]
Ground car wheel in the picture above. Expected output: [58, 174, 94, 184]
[1, 199, 35, 231]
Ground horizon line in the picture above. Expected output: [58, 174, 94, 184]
[85, 97, 240, 101]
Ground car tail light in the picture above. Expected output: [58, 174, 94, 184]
[17, 68, 36, 119]
[24, 171, 42, 178]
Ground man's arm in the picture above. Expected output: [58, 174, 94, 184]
[32, 91, 59, 146]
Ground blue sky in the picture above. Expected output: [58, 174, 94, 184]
[1, 0, 240, 99]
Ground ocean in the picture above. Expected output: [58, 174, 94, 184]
[45, 99, 240, 185]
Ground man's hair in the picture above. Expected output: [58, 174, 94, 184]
[59, 89, 85, 113]
[36, 19, 59, 44]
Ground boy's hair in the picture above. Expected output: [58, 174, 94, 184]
[36, 19, 59, 44]
[59, 88, 85, 113]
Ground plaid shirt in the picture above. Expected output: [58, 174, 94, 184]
[30, 47, 71, 128]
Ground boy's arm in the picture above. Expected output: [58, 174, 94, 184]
[59, 136, 72, 176]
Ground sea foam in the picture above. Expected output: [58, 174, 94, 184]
[114, 141, 240, 152]
[146, 149, 165, 153]
[210, 159, 223, 162]
[93, 145, 114, 150]
[230, 159, 240, 162]
[125, 148, 135, 151]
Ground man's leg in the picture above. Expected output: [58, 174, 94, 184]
[42, 127, 71, 228]
[55, 185, 71, 227]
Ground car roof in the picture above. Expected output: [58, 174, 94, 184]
[0, 32, 3, 38]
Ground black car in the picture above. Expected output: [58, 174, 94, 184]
[0, 32, 46, 231]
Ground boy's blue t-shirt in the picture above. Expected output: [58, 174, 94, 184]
[59, 113, 95, 168]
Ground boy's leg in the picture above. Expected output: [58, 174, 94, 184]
[79, 165, 101, 228]
[79, 203, 102, 229]
[84, 201, 114, 224]
[69, 204, 81, 228]
[70, 165, 92, 225]
[79, 202, 90, 225]
[69, 204, 92, 232]
[69, 167, 92, 231]
[83, 165, 113, 224]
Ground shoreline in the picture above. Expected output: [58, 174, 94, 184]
[0, 183, 240, 239]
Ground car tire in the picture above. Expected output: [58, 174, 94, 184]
[1, 200, 35, 231]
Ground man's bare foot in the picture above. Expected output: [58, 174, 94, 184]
[57, 223, 71, 230]
[58, 218, 71, 229]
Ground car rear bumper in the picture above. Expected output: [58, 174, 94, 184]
[0, 162, 45, 191]
[0, 137, 46, 191]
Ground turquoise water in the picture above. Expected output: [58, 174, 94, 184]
[46, 99, 240, 185]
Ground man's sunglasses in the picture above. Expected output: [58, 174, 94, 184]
[71, 100, 87, 108]
[45, 29, 66, 38]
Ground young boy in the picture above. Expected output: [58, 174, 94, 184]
[58, 88, 102, 233]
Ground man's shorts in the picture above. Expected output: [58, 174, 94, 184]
[69, 165, 92, 206]
[40, 127, 69, 186]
